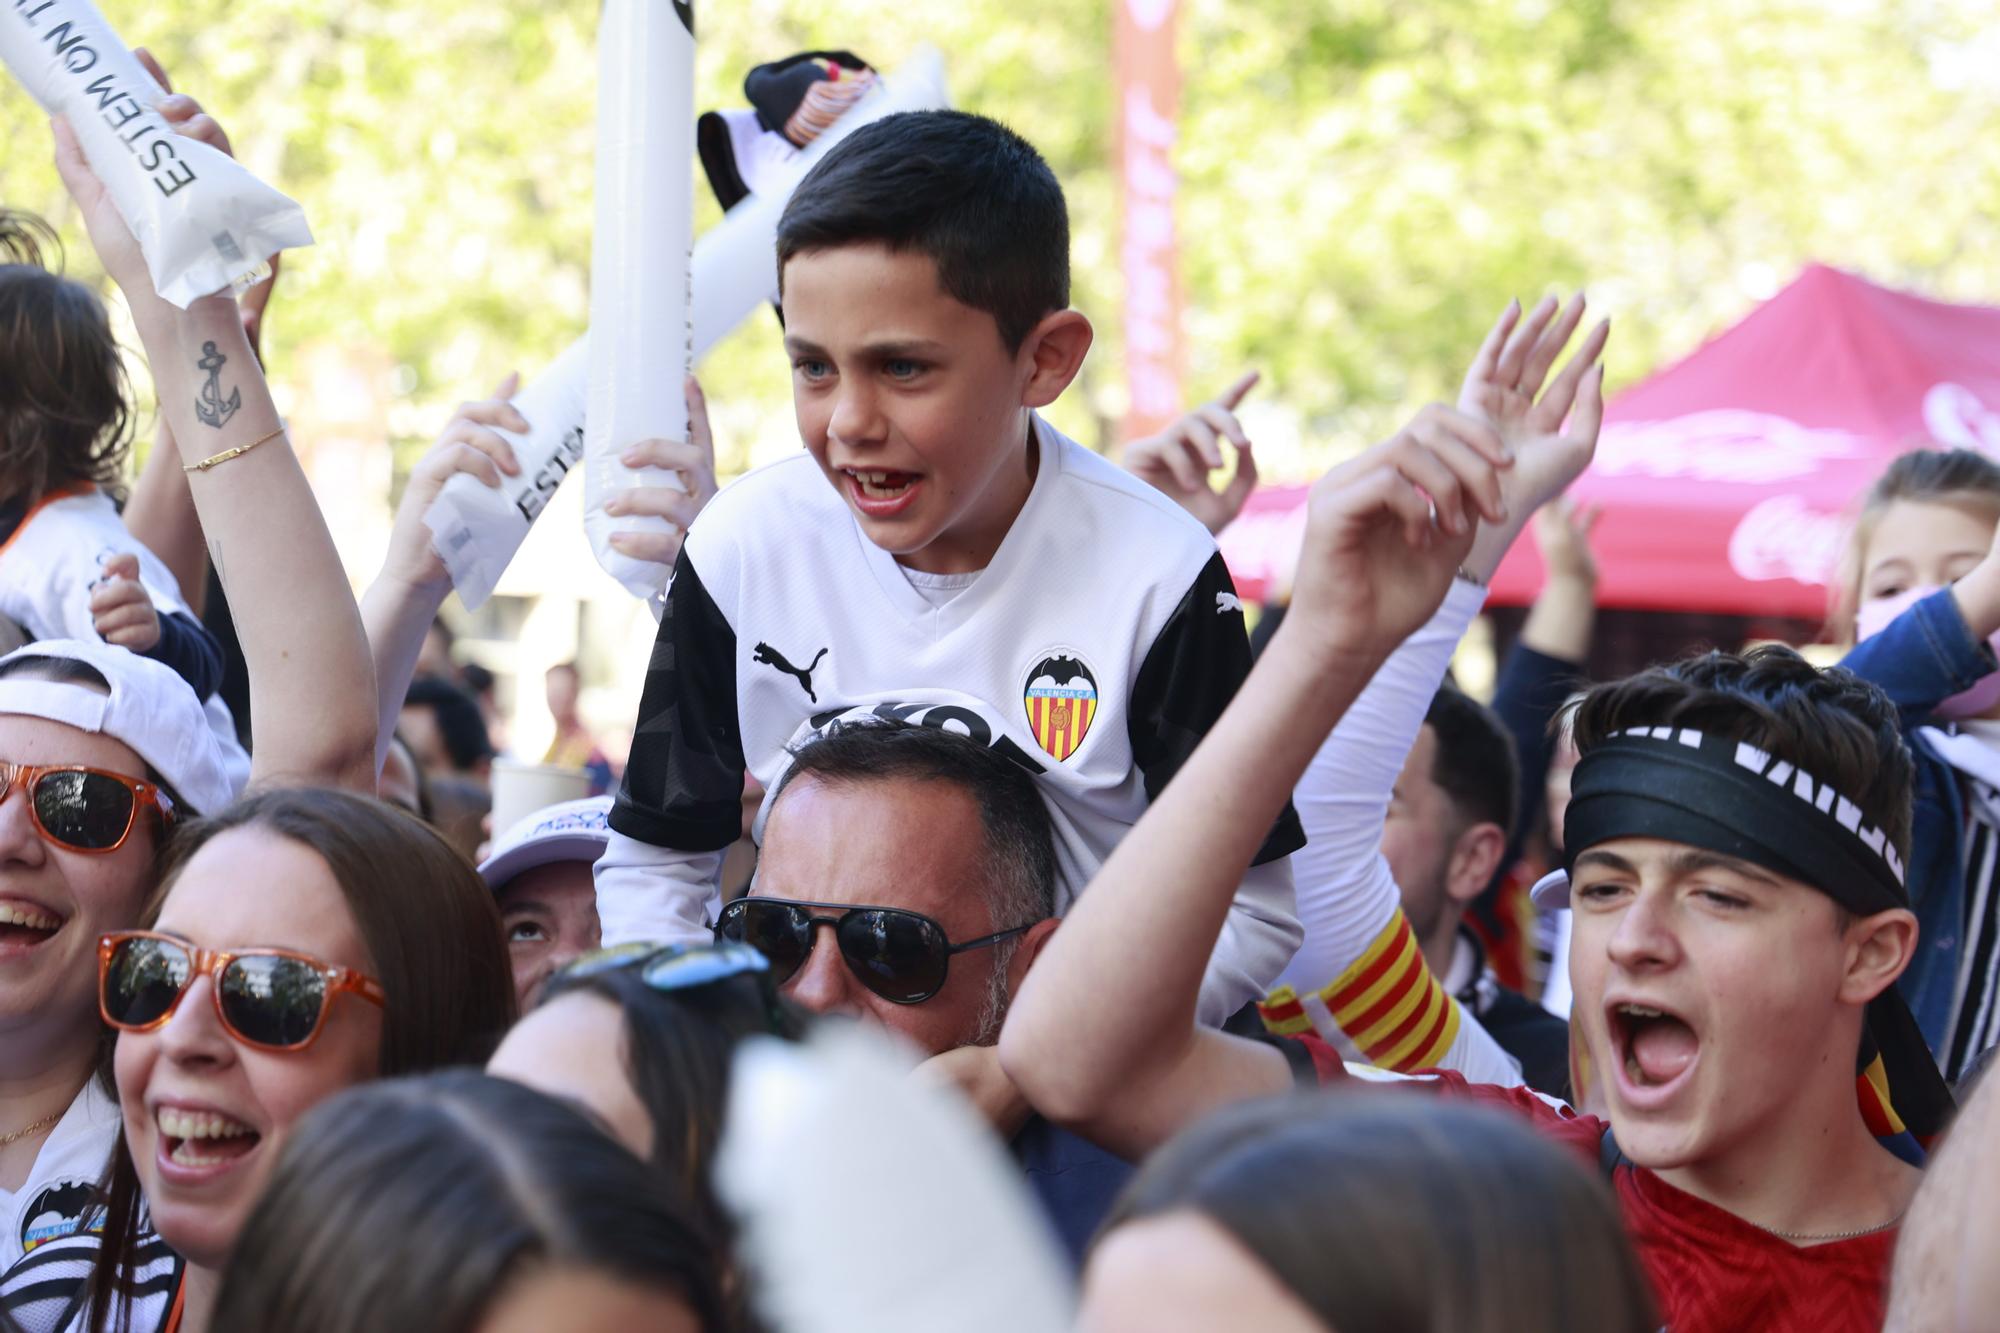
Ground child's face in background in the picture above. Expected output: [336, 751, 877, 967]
[780, 243, 1051, 576]
[1858, 498, 1995, 610]
[1855, 496, 2000, 720]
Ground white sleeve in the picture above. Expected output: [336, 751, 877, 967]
[1542, 910, 1574, 1019]
[1198, 856, 1301, 1025]
[38, 540, 101, 642]
[592, 827, 725, 947]
[1279, 578, 1486, 990]
[1273, 579, 1523, 1085]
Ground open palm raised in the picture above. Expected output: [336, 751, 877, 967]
[1459, 294, 1610, 518]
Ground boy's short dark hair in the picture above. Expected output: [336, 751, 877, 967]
[775, 110, 1069, 352]
[1568, 645, 1913, 862]
[0, 209, 133, 505]
[1424, 687, 1519, 839]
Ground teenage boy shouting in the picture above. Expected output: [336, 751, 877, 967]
[1002, 397, 1954, 1330]
[595, 109, 1455, 1019]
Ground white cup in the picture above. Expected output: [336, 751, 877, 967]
[490, 759, 593, 841]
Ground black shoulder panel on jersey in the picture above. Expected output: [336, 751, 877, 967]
[1128, 550, 1306, 866]
[608, 550, 747, 852]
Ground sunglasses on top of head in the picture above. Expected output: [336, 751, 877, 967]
[0, 761, 173, 854]
[715, 897, 1031, 1005]
[98, 930, 386, 1053]
[556, 938, 791, 1033]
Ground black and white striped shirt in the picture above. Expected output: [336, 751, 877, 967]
[0, 1225, 179, 1333]
[1946, 776, 2000, 1080]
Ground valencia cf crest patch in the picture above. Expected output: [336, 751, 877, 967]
[20, 1178, 101, 1254]
[1024, 651, 1098, 762]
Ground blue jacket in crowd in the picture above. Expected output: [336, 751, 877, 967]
[1839, 586, 2000, 1048]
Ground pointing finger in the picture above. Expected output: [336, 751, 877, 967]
[1218, 370, 1261, 412]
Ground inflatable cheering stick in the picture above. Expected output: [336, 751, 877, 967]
[429, 46, 951, 611]
[582, 0, 696, 604]
[0, 0, 312, 306]
[716, 1027, 1074, 1333]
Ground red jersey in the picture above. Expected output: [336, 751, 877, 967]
[1410, 1068, 1897, 1333]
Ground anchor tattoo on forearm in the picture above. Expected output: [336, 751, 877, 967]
[194, 341, 242, 429]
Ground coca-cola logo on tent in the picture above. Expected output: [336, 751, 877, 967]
[1595, 411, 1868, 485]
[1923, 383, 2000, 455]
[1727, 494, 1849, 587]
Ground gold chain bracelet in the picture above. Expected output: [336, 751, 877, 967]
[183, 425, 287, 473]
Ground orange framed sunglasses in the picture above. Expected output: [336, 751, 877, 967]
[0, 762, 174, 854]
[99, 930, 386, 1052]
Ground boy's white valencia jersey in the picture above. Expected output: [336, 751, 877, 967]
[607, 416, 1304, 1016]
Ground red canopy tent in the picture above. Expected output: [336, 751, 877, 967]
[1219, 266, 2000, 618]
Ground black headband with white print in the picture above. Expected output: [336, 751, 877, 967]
[1540, 725, 1952, 1146]
[1557, 726, 1909, 915]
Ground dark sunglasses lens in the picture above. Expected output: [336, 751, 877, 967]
[723, 902, 812, 983]
[34, 770, 136, 850]
[836, 909, 948, 1003]
[103, 936, 190, 1028]
[220, 956, 328, 1048]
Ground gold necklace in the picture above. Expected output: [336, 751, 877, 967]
[0, 1111, 61, 1147]
[1759, 1211, 1906, 1244]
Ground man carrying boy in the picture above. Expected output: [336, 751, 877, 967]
[597, 110, 1317, 1019]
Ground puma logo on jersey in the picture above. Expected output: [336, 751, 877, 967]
[1216, 592, 1244, 615]
[753, 642, 828, 702]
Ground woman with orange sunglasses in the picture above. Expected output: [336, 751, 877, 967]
[72, 789, 513, 1333]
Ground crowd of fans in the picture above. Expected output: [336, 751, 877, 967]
[0, 54, 1993, 1333]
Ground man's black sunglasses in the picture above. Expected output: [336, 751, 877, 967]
[715, 897, 1030, 1005]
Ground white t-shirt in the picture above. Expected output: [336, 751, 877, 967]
[599, 415, 1306, 1021]
[0, 487, 249, 794]
[0, 1080, 118, 1278]
[0, 1083, 176, 1333]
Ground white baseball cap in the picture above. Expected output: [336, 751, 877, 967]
[0, 639, 240, 816]
[478, 795, 613, 891]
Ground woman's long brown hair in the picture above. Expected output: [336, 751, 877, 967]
[85, 787, 515, 1332]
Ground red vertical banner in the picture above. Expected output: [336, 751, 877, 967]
[1116, 0, 1183, 442]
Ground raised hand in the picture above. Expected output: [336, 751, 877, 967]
[1121, 371, 1262, 535]
[381, 373, 527, 591]
[89, 552, 161, 652]
[1285, 404, 1510, 664]
[133, 50, 281, 357]
[603, 375, 720, 570]
[50, 117, 146, 300]
[1535, 495, 1602, 586]
[1459, 294, 1609, 516]
[1950, 499, 2000, 641]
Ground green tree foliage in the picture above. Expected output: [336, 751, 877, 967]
[2, 0, 1996, 480]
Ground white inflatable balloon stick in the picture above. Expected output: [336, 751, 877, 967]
[424, 336, 590, 610]
[583, 0, 696, 603]
[431, 46, 951, 613]
[0, 0, 312, 307]
[715, 1026, 1074, 1333]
